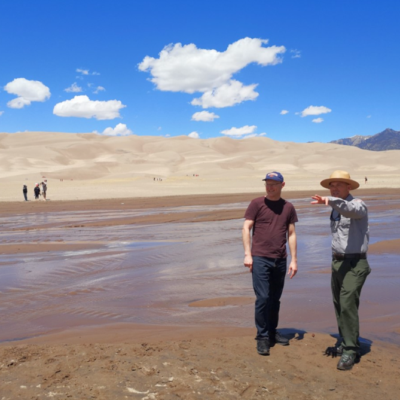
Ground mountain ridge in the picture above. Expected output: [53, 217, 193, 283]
[330, 128, 400, 151]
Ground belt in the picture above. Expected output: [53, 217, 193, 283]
[332, 253, 367, 261]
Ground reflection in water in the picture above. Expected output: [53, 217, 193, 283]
[0, 195, 399, 344]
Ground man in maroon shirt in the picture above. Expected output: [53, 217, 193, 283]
[242, 171, 298, 356]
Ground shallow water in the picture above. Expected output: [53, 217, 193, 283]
[0, 195, 399, 345]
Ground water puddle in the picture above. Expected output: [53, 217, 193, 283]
[1, 196, 399, 344]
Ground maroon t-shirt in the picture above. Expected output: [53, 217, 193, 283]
[244, 197, 298, 258]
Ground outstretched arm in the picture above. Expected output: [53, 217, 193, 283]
[311, 195, 329, 205]
[312, 195, 367, 218]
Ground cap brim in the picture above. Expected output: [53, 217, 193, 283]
[320, 178, 360, 190]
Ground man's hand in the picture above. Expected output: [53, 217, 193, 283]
[244, 254, 253, 272]
[311, 195, 329, 205]
[288, 260, 297, 279]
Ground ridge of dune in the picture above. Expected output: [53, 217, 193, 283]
[1, 131, 399, 201]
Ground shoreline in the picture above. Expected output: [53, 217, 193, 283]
[1, 187, 398, 214]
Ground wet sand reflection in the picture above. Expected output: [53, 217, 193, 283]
[0, 194, 399, 345]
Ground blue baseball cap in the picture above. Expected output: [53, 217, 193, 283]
[262, 171, 284, 182]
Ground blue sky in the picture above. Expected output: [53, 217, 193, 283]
[0, 0, 399, 142]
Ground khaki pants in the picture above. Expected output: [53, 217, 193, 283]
[331, 258, 371, 355]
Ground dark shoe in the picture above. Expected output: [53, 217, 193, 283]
[335, 344, 344, 355]
[337, 353, 356, 370]
[257, 340, 270, 356]
[271, 332, 289, 346]
[326, 344, 361, 358]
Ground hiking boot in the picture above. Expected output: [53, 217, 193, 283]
[257, 340, 270, 356]
[337, 353, 356, 370]
[325, 343, 361, 358]
[335, 344, 344, 355]
[271, 332, 289, 346]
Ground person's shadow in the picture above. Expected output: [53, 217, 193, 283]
[323, 333, 372, 362]
[277, 329, 372, 363]
[274, 328, 307, 344]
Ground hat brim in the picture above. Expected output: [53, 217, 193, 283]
[320, 178, 360, 190]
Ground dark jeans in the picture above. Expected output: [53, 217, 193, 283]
[23, 192, 27, 201]
[331, 258, 371, 355]
[252, 256, 287, 341]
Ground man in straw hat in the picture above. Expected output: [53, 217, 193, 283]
[243, 171, 298, 356]
[311, 170, 370, 371]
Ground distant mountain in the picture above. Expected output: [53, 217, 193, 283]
[330, 128, 400, 151]
[331, 135, 371, 146]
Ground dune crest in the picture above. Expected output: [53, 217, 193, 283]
[1, 131, 399, 201]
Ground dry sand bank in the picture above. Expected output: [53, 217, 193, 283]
[1, 232, 398, 257]
[0, 190, 311, 215]
[1, 132, 400, 201]
[0, 187, 397, 214]
[1, 331, 400, 400]
[369, 239, 400, 254]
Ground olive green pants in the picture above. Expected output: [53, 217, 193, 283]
[331, 258, 371, 355]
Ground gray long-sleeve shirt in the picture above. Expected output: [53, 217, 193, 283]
[328, 194, 369, 254]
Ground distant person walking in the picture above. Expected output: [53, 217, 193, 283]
[41, 181, 47, 200]
[242, 171, 298, 356]
[23, 185, 28, 201]
[34, 183, 41, 200]
[311, 171, 370, 371]
[365, 176, 368, 184]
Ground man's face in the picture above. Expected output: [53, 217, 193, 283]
[329, 181, 350, 199]
[265, 179, 284, 198]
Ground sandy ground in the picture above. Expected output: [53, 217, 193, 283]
[1, 131, 400, 201]
[2, 331, 400, 400]
[0, 187, 398, 216]
[1, 187, 400, 398]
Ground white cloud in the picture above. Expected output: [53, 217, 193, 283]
[53, 95, 126, 120]
[76, 68, 89, 75]
[100, 123, 133, 136]
[367, 115, 371, 118]
[76, 68, 100, 76]
[93, 86, 105, 94]
[4, 78, 51, 109]
[7, 97, 31, 108]
[65, 82, 82, 93]
[312, 118, 324, 123]
[221, 125, 257, 137]
[191, 80, 258, 108]
[280, 110, 289, 115]
[191, 111, 220, 122]
[139, 37, 285, 108]
[188, 131, 200, 138]
[158, 126, 162, 130]
[301, 105, 331, 117]
[291, 49, 301, 58]
[0, 111, 3, 116]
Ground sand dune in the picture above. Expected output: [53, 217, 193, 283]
[1, 131, 399, 201]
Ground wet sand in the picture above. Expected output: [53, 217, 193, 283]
[1, 188, 400, 399]
[1, 188, 399, 341]
[1, 188, 398, 214]
[369, 239, 400, 254]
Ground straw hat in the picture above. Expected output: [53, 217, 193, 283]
[320, 170, 360, 190]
